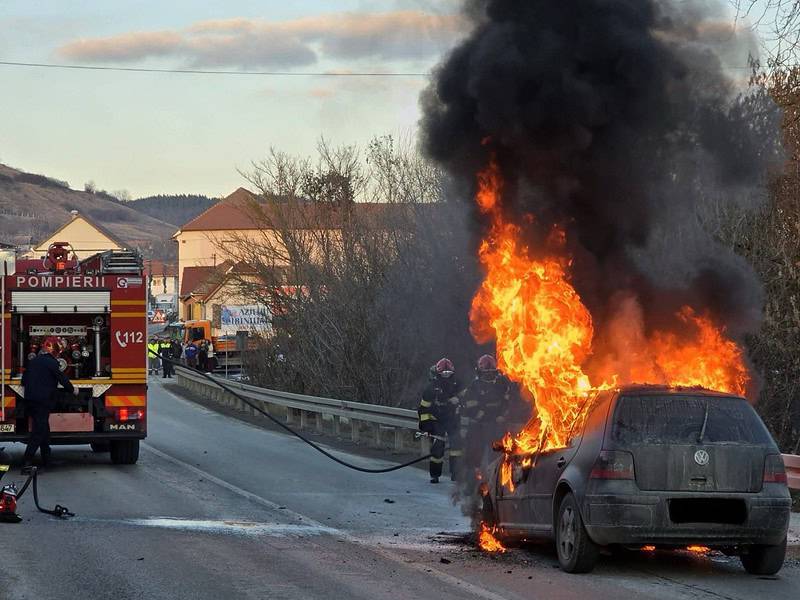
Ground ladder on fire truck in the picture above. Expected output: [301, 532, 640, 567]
[98, 250, 143, 273]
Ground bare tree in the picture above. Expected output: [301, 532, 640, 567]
[221, 137, 479, 408]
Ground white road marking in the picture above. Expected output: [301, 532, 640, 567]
[142, 442, 517, 600]
[76, 516, 335, 537]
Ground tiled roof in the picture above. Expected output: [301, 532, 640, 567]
[175, 187, 425, 233]
[144, 259, 178, 277]
[177, 188, 257, 232]
[179, 265, 220, 298]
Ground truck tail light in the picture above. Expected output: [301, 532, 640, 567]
[590, 450, 635, 480]
[118, 408, 143, 422]
[763, 454, 788, 484]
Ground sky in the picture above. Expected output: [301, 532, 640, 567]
[0, 0, 463, 197]
[0, 0, 774, 198]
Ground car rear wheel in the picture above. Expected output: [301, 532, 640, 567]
[556, 493, 599, 573]
[90, 442, 110, 453]
[740, 538, 786, 575]
[110, 440, 139, 465]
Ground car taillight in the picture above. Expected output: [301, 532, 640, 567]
[118, 408, 143, 422]
[763, 454, 788, 484]
[590, 450, 635, 480]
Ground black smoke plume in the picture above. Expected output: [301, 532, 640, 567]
[420, 0, 783, 367]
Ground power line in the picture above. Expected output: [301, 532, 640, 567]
[0, 60, 429, 77]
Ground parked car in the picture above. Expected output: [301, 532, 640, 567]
[480, 385, 791, 574]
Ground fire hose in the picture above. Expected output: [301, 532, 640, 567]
[152, 351, 433, 474]
[1, 462, 74, 523]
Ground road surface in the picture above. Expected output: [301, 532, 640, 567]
[0, 379, 797, 600]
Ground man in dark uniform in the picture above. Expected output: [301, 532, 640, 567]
[22, 337, 77, 469]
[417, 358, 462, 483]
[159, 338, 174, 378]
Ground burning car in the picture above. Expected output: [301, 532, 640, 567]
[479, 385, 791, 574]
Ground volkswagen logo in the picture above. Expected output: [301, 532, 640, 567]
[694, 449, 710, 466]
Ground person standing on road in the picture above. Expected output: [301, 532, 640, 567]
[147, 338, 160, 375]
[184, 342, 198, 369]
[21, 337, 78, 469]
[170, 339, 182, 366]
[417, 358, 463, 484]
[459, 354, 517, 480]
[159, 339, 174, 378]
[205, 339, 215, 373]
[198, 340, 208, 372]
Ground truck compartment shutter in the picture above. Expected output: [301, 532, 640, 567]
[11, 291, 110, 313]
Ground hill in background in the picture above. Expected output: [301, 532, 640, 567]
[0, 163, 177, 259]
[125, 194, 217, 227]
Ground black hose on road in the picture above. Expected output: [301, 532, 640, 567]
[17, 466, 74, 518]
[151, 352, 432, 474]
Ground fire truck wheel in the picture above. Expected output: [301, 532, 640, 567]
[110, 440, 140, 465]
[90, 442, 110, 453]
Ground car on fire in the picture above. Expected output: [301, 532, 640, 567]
[479, 385, 791, 574]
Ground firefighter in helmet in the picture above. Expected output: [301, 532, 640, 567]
[21, 336, 78, 470]
[418, 358, 463, 483]
[460, 354, 517, 475]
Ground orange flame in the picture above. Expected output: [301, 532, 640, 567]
[686, 545, 711, 554]
[470, 160, 751, 480]
[641, 545, 657, 552]
[478, 522, 507, 553]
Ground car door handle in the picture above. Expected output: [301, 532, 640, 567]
[557, 457, 566, 469]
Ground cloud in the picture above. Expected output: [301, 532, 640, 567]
[56, 10, 465, 69]
[59, 31, 183, 63]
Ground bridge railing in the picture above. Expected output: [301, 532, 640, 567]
[173, 366, 423, 452]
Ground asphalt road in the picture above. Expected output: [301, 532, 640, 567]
[0, 379, 798, 600]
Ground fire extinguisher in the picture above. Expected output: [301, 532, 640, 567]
[0, 448, 73, 523]
[0, 477, 21, 523]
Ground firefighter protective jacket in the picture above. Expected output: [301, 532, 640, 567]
[459, 374, 513, 431]
[418, 376, 461, 427]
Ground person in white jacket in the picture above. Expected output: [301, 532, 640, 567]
[206, 340, 216, 373]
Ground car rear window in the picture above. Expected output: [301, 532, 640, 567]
[611, 394, 773, 446]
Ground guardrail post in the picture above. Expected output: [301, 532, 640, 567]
[333, 416, 341, 437]
[394, 428, 403, 451]
[351, 419, 360, 443]
[315, 412, 323, 433]
[300, 410, 309, 430]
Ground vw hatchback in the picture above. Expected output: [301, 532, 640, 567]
[480, 386, 791, 574]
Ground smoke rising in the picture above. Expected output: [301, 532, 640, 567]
[420, 0, 783, 357]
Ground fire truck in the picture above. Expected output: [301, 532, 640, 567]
[0, 243, 147, 464]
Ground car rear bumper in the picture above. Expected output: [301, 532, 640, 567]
[583, 490, 791, 547]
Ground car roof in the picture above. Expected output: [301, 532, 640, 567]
[612, 384, 743, 399]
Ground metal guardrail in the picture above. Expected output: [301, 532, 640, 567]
[784, 454, 800, 492]
[174, 366, 421, 451]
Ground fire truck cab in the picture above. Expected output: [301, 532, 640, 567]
[1, 243, 147, 464]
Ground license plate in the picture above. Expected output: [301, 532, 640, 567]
[0, 424, 15, 433]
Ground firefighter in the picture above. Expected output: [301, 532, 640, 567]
[21, 337, 78, 469]
[418, 358, 462, 483]
[159, 338, 174, 378]
[460, 354, 516, 474]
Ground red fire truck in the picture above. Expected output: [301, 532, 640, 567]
[1, 243, 147, 464]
